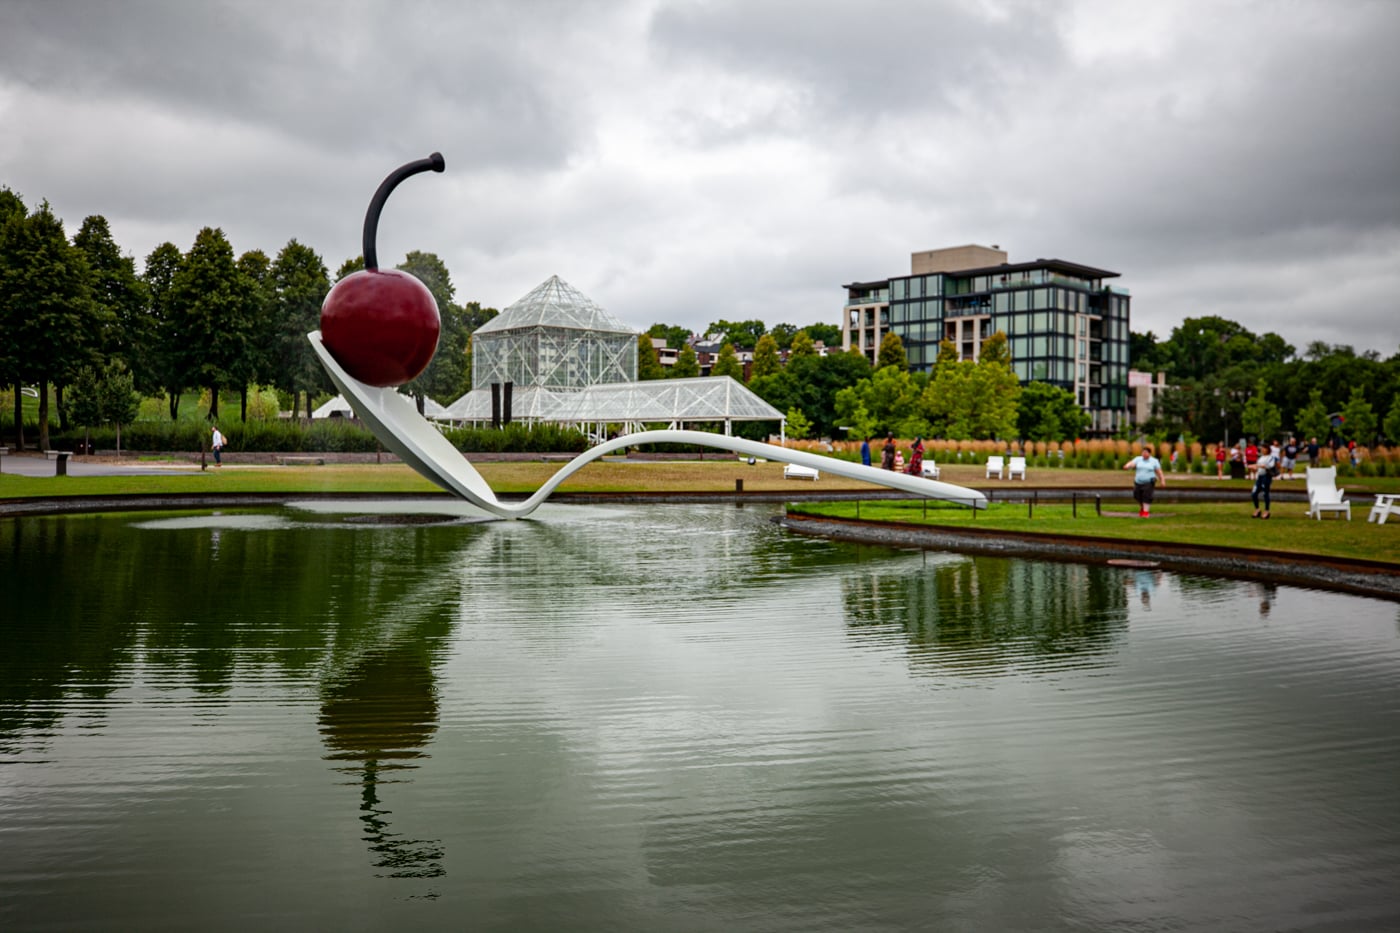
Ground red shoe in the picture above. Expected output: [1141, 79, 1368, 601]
[1139, 509, 1148, 518]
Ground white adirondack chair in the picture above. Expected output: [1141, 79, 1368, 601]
[1008, 456, 1027, 480]
[1306, 466, 1350, 520]
[922, 460, 941, 479]
[1368, 494, 1397, 525]
[986, 455, 1004, 479]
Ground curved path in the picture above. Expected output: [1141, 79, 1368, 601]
[310, 331, 987, 519]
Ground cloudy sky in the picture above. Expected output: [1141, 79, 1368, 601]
[3, 0, 1398, 354]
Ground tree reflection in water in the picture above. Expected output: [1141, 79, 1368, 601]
[843, 553, 1131, 676]
[320, 646, 445, 880]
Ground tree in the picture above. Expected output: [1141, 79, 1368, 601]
[970, 331, 1021, 439]
[877, 331, 907, 371]
[69, 360, 139, 455]
[670, 342, 700, 378]
[710, 342, 744, 380]
[169, 227, 248, 421]
[920, 335, 1019, 440]
[1129, 330, 1166, 372]
[801, 322, 842, 347]
[67, 365, 104, 455]
[8, 202, 96, 449]
[270, 239, 331, 419]
[234, 249, 274, 421]
[143, 242, 188, 419]
[1293, 388, 1331, 442]
[789, 330, 816, 362]
[1017, 381, 1088, 441]
[73, 215, 151, 392]
[751, 334, 781, 379]
[1340, 386, 1377, 445]
[785, 406, 812, 440]
[705, 319, 765, 348]
[101, 359, 141, 437]
[397, 251, 464, 411]
[767, 323, 798, 349]
[1383, 397, 1400, 446]
[835, 364, 926, 438]
[637, 333, 665, 380]
[0, 188, 28, 446]
[1240, 379, 1282, 443]
[646, 323, 690, 350]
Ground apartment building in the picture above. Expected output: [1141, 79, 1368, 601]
[842, 245, 1132, 433]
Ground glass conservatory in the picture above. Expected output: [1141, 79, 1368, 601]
[441, 275, 784, 436]
[471, 275, 638, 390]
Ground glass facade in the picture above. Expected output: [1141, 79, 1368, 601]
[866, 261, 1132, 434]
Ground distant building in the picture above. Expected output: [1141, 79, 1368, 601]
[842, 244, 1133, 434]
[1127, 370, 1170, 426]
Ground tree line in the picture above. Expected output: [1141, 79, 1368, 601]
[1134, 315, 1400, 446]
[0, 188, 496, 450]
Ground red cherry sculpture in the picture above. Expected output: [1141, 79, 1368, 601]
[321, 152, 446, 387]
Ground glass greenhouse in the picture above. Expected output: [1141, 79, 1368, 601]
[471, 275, 638, 390]
[441, 275, 784, 436]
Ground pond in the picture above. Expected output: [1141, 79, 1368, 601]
[2, 503, 1398, 931]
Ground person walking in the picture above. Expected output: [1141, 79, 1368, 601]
[860, 436, 872, 468]
[1215, 441, 1227, 479]
[881, 433, 896, 471]
[210, 426, 226, 467]
[1123, 443, 1165, 518]
[1252, 442, 1280, 519]
[905, 437, 924, 476]
[1281, 436, 1299, 480]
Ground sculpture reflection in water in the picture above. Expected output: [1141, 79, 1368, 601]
[843, 554, 1131, 676]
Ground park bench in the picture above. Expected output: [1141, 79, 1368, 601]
[278, 456, 325, 466]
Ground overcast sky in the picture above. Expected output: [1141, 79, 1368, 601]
[3, 0, 1398, 354]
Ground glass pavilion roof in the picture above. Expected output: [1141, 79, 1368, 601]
[475, 275, 636, 336]
[439, 377, 783, 426]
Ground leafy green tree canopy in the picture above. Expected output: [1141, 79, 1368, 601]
[637, 333, 666, 380]
[877, 331, 907, 371]
[710, 342, 745, 380]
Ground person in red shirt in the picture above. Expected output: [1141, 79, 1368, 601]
[1244, 440, 1259, 480]
[1215, 441, 1227, 479]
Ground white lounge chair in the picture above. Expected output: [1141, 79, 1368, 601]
[1368, 493, 1397, 525]
[784, 463, 819, 481]
[922, 460, 940, 479]
[1008, 456, 1027, 480]
[1306, 466, 1350, 520]
[986, 455, 1004, 479]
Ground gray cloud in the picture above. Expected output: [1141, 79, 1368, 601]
[2, 0, 1397, 354]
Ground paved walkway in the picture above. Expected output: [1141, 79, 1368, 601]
[0, 452, 188, 478]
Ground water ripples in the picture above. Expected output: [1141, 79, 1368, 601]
[3, 503, 1399, 930]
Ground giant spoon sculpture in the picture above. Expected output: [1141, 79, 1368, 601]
[310, 154, 988, 520]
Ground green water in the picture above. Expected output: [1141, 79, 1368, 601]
[2, 502, 1398, 931]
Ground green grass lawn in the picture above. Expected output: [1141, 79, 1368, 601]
[788, 499, 1400, 566]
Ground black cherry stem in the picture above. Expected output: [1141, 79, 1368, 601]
[362, 152, 445, 271]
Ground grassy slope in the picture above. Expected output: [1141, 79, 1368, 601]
[2, 458, 1397, 566]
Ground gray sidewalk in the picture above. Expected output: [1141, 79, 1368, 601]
[0, 452, 186, 478]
